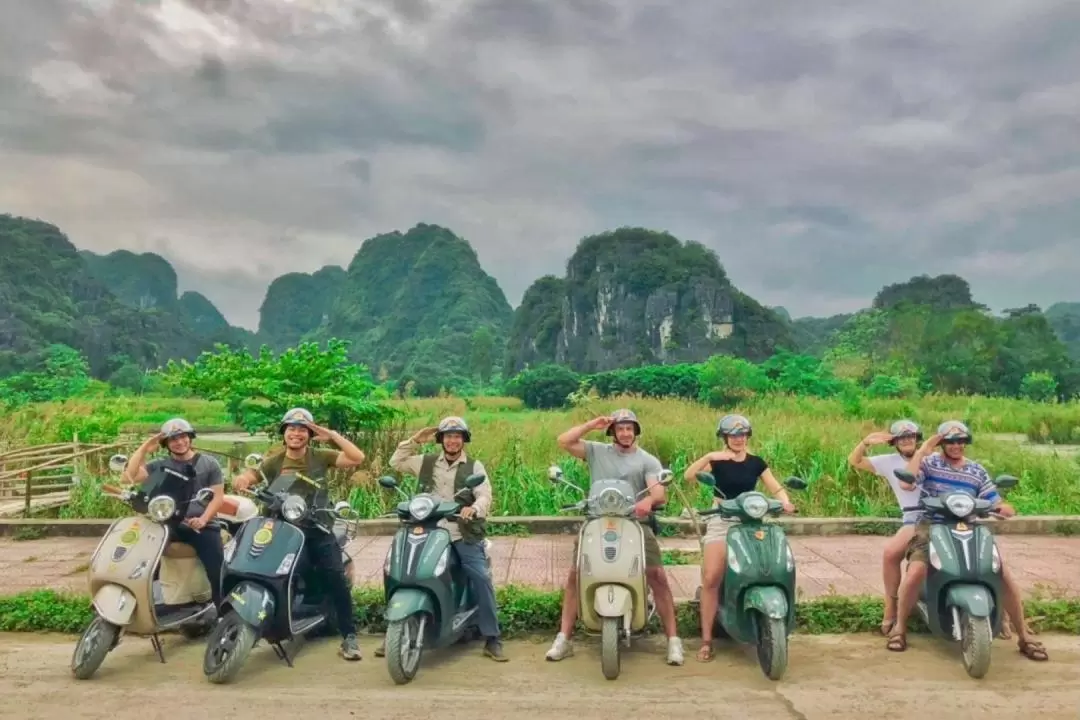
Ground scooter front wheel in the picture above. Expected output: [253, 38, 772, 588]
[959, 611, 992, 679]
[386, 616, 425, 685]
[71, 615, 119, 680]
[203, 613, 256, 684]
[600, 616, 620, 680]
[754, 614, 788, 681]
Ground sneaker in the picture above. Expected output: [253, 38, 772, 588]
[339, 634, 362, 661]
[374, 639, 385, 658]
[484, 637, 509, 662]
[666, 636, 684, 666]
[545, 632, 573, 661]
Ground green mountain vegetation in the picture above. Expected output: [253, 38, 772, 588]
[505, 228, 792, 374]
[257, 265, 348, 350]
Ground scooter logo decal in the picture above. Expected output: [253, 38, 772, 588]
[956, 522, 969, 531]
[257, 609, 267, 621]
[754, 529, 765, 540]
[118, 528, 139, 546]
[253, 528, 273, 545]
[412, 526, 424, 535]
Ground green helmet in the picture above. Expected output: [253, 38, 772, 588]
[279, 407, 314, 435]
[606, 408, 641, 436]
[717, 414, 752, 438]
[938, 420, 972, 444]
[436, 416, 471, 443]
[889, 419, 922, 445]
[159, 418, 196, 447]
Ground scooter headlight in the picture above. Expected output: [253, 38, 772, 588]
[282, 495, 307, 522]
[595, 487, 631, 516]
[944, 493, 975, 519]
[741, 493, 769, 519]
[147, 495, 177, 522]
[434, 547, 450, 576]
[408, 496, 436, 521]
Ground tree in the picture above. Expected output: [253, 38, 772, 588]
[505, 364, 581, 410]
[158, 339, 398, 434]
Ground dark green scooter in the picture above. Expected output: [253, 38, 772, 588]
[377, 472, 488, 685]
[893, 469, 1018, 679]
[677, 473, 807, 680]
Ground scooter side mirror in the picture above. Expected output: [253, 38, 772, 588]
[455, 487, 477, 505]
[657, 469, 673, 486]
[894, 469, 917, 484]
[547, 465, 563, 484]
[333, 500, 358, 519]
[244, 453, 263, 470]
[464, 473, 486, 489]
[995, 474, 1019, 490]
[695, 471, 717, 487]
[108, 454, 128, 474]
[194, 488, 215, 504]
[784, 477, 807, 491]
[378, 475, 398, 490]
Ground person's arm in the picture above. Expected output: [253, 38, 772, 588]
[306, 423, 364, 468]
[467, 459, 493, 519]
[904, 434, 941, 490]
[557, 416, 610, 460]
[759, 466, 794, 512]
[124, 433, 163, 485]
[188, 460, 225, 529]
[848, 432, 891, 474]
[642, 454, 667, 508]
[389, 429, 431, 476]
[683, 451, 720, 482]
[975, 465, 1010, 515]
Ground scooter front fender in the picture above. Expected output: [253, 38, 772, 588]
[945, 584, 995, 618]
[386, 588, 436, 623]
[92, 584, 137, 626]
[743, 585, 789, 621]
[223, 581, 275, 631]
[592, 584, 634, 618]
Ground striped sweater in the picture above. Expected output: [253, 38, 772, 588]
[916, 453, 1000, 522]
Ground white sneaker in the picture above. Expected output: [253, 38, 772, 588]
[545, 632, 574, 661]
[666, 636, 684, 666]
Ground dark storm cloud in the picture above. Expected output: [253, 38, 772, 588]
[1, 0, 1079, 331]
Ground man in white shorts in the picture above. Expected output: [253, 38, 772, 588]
[848, 419, 925, 636]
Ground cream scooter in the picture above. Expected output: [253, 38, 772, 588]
[549, 465, 673, 680]
[71, 454, 257, 679]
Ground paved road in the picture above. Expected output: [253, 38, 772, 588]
[1, 633, 1078, 719]
[4, 534, 1079, 600]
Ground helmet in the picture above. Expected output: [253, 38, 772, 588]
[888, 419, 923, 444]
[937, 420, 972, 444]
[717, 414, 752, 438]
[606, 408, 641, 436]
[159, 418, 196, 447]
[279, 407, 315, 435]
[435, 416, 471, 443]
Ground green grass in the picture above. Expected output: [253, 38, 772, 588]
[6, 393, 1080, 520]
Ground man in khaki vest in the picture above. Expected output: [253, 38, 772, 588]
[374, 415, 507, 662]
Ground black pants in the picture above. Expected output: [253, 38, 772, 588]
[305, 529, 356, 637]
[173, 523, 225, 608]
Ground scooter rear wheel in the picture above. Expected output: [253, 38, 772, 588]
[71, 616, 119, 680]
[203, 613, 256, 684]
[600, 617, 620, 680]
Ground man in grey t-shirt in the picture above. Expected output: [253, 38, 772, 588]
[123, 418, 226, 608]
[544, 408, 684, 666]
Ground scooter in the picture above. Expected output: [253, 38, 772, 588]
[71, 453, 258, 680]
[202, 453, 359, 684]
[893, 468, 1018, 679]
[377, 472, 489, 685]
[548, 465, 674, 681]
[678, 472, 807, 681]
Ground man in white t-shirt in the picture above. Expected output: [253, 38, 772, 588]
[848, 419, 925, 637]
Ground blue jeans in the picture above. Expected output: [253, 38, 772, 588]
[454, 540, 500, 639]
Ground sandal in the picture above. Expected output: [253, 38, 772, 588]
[886, 632, 907, 652]
[696, 643, 715, 663]
[1018, 639, 1049, 662]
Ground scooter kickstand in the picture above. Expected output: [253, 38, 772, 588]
[271, 641, 294, 667]
[150, 634, 166, 663]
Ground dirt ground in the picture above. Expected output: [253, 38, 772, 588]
[1, 632, 1078, 719]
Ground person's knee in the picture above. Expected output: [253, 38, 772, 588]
[906, 560, 928, 582]
[646, 566, 668, 587]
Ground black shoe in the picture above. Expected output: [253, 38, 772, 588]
[484, 637, 508, 662]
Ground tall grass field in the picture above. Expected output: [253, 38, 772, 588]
[7, 392, 1079, 521]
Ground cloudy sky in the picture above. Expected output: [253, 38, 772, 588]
[2, 0, 1079, 330]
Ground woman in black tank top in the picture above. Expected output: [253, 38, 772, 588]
[681, 413, 797, 662]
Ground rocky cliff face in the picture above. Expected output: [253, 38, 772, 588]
[506, 228, 791, 373]
[256, 265, 348, 350]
